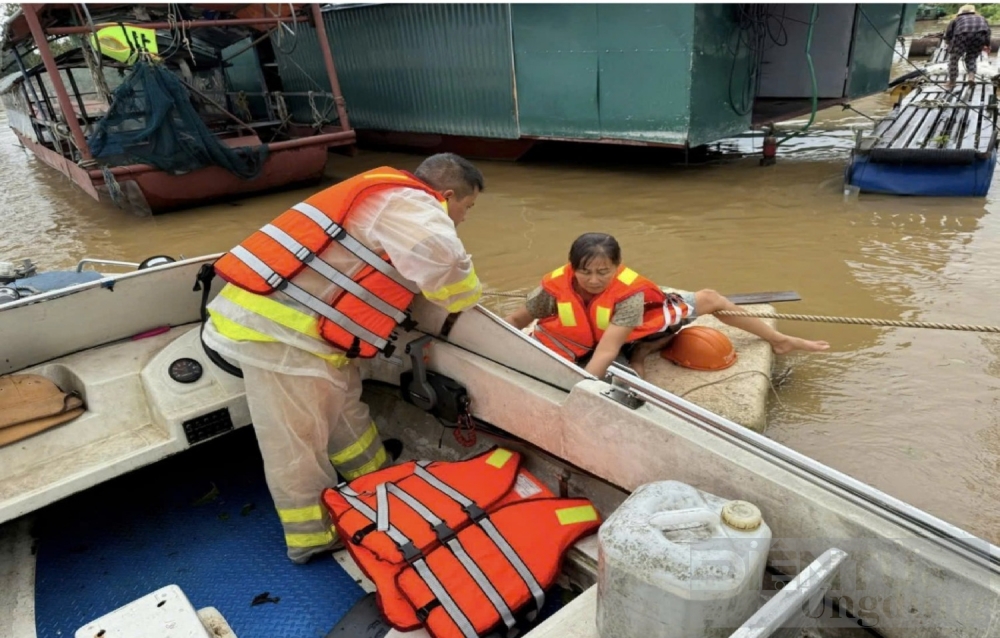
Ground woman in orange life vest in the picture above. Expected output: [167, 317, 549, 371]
[504, 233, 829, 379]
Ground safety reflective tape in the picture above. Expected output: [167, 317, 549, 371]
[260, 225, 406, 322]
[485, 449, 513, 469]
[443, 289, 482, 313]
[341, 446, 388, 481]
[617, 268, 639, 285]
[413, 559, 479, 638]
[478, 518, 546, 615]
[557, 302, 577, 328]
[414, 464, 474, 507]
[278, 504, 324, 524]
[550, 265, 565, 278]
[210, 294, 350, 366]
[292, 202, 420, 294]
[376, 483, 390, 532]
[424, 269, 480, 302]
[447, 537, 517, 631]
[208, 309, 279, 343]
[338, 484, 412, 547]
[555, 505, 599, 525]
[285, 529, 334, 548]
[595, 306, 611, 331]
[230, 246, 388, 350]
[220, 283, 321, 339]
[330, 422, 379, 466]
[387, 483, 443, 526]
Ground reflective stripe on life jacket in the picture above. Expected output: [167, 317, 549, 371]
[396, 497, 600, 638]
[321, 448, 600, 635]
[535, 263, 679, 362]
[214, 167, 444, 359]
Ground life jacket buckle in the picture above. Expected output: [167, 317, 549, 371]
[399, 315, 418, 331]
[345, 337, 362, 359]
[432, 521, 456, 544]
[351, 522, 378, 545]
[463, 502, 487, 524]
[381, 342, 396, 359]
[399, 541, 424, 565]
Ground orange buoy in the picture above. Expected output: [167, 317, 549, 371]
[660, 326, 737, 371]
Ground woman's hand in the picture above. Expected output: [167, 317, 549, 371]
[584, 324, 634, 378]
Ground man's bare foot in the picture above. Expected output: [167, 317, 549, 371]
[770, 335, 830, 355]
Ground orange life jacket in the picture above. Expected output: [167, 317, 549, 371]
[321, 448, 602, 636]
[534, 263, 685, 362]
[213, 167, 445, 359]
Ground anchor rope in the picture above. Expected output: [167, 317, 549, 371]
[481, 292, 1000, 333]
[717, 310, 1000, 333]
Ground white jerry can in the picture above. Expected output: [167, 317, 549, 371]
[596, 480, 772, 638]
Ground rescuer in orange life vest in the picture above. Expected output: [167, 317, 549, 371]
[504, 233, 830, 379]
[202, 153, 485, 563]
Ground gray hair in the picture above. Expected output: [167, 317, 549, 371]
[414, 153, 485, 197]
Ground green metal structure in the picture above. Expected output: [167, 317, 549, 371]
[250, 3, 910, 151]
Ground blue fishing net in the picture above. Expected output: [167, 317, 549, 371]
[87, 59, 268, 178]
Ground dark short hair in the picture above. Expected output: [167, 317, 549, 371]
[569, 233, 622, 270]
[414, 153, 485, 197]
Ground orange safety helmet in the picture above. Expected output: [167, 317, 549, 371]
[660, 326, 737, 371]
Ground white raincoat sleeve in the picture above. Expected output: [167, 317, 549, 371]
[368, 189, 482, 313]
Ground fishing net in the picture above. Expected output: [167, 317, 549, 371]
[87, 59, 268, 178]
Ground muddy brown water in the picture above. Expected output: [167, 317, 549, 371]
[4, 35, 1000, 545]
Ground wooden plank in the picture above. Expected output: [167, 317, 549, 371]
[722, 291, 801, 305]
[959, 82, 987, 150]
[925, 91, 962, 149]
[911, 102, 945, 148]
[875, 100, 924, 148]
[892, 106, 933, 148]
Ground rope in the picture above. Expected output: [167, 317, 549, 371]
[101, 166, 123, 208]
[716, 310, 1000, 333]
[678, 369, 785, 408]
[482, 291, 529, 299]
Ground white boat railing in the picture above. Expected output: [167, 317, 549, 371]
[605, 365, 1000, 572]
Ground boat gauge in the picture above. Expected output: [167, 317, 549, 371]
[168, 358, 203, 384]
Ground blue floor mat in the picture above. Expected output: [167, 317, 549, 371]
[33, 427, 364, 638]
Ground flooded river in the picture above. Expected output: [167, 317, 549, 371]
[4, 33, 1000, 545]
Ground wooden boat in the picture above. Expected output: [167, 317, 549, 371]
[0, 3, 355, 214]
[1, 256, 997, 638]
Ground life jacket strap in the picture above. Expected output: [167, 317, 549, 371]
[260, 224, 407, 322]
[292, 201, 421, 294]
[230, 245, 389, 351]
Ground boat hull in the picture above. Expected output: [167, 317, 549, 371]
[13, 130, 352, 214]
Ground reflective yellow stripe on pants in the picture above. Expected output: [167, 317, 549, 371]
[277, 504, 339, 551]
[330, 421, 388, 480]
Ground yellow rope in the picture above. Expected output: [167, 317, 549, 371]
[716, 310, 1000, 334]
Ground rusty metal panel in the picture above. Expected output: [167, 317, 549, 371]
[848, 4, 903, 98]
[288, 4, 519, 138]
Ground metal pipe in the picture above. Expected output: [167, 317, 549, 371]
[310, 3, 350, 131]
[604, 367, 1000, 570]
[63, 67, 91, 135]
[21, 5, 92, 159]
[46, 15, 312, 36]
[176, 77, 255, 135]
